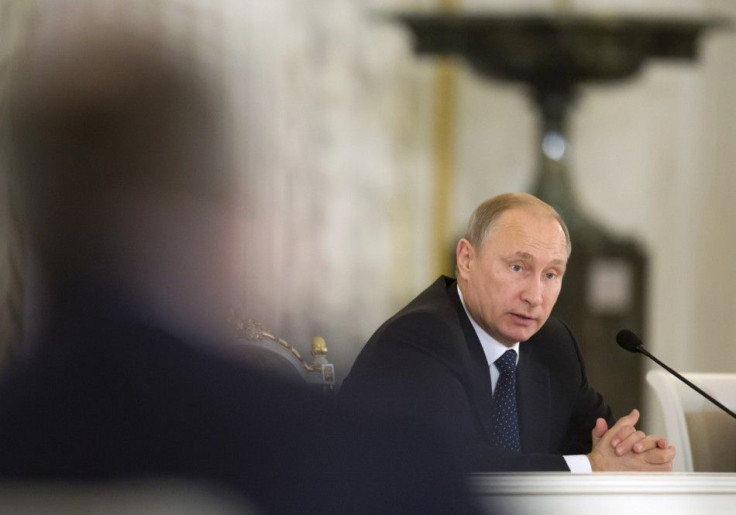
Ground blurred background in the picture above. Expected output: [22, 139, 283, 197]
[1, 0, 736, 433]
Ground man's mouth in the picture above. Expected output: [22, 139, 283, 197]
[510, 313, 536, 325]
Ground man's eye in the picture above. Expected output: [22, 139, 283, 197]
[511, 264, 523, 272]
[545, 272, 558, 280]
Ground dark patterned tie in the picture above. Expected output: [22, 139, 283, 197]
[491, 349, 521, 451]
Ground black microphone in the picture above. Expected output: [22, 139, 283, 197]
[616, 329, 736, 419]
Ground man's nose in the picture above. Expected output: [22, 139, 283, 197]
[521, 277, 543, 307]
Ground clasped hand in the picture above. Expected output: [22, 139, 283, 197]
[587, 409, 675, 472]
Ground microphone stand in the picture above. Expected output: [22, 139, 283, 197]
[635, 345, 736, 419]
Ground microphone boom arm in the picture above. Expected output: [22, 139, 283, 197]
[636, 345, 736, 419]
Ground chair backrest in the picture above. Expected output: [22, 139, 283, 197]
[230, 314, 336, 392]
[646, 370, 736, 472]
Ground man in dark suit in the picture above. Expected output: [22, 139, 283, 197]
[0, 13, 479, 514]
[342, 193, 675, 473]
[0, 18, 332, 513]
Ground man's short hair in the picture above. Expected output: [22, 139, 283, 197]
[463, 193, 572, 257]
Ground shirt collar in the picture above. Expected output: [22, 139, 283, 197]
[457, 284, 520, 367]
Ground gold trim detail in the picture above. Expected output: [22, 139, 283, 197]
[430, 0, 460, 277]
[430, 56, 458, 277]
[228, 311, 333, 388]
[230, 315, 318, 372]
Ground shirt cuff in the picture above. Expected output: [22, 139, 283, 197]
[563, 455, 592, 473]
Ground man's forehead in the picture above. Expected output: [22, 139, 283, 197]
[483, 208, 568, 256]
[494, 207, 561, 231]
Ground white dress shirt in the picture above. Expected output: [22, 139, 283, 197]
[457, 286, 591, 473]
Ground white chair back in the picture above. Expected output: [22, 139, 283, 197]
[646, 370, 736, 472]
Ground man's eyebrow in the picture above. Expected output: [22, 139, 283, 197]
[510, 252, 567, 267]
[511, 251, 534, 260]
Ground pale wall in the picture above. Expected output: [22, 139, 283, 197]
[2, 0, 735, 391]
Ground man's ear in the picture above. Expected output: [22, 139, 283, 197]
[456, 238, 474, 279]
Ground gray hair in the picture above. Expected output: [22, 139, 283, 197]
[463, 193, 571, 257]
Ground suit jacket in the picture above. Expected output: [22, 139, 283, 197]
[341, 276, 614, 472]
[0, 284, 479, 514]
[0, 293, 333, 513]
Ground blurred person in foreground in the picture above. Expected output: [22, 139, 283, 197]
[0, 12, 479, 515]
[342, 193, 675, 473]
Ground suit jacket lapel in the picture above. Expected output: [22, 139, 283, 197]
[446, 282, 495, 442]
[518, 343, 552, 453]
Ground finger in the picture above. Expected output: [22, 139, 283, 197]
[591, 417, 608, 446]
[616, 430, 647, 455]
[618, 408, 640, 425]
[610, 425, 637, 449]
[641, 446, 677, 465]
[608, 409, 640, 447]
[626, 408, 641, 426]
[634, 436, 669, 453]
[630, 434, 661, 454]
[610, 409, 640, 432]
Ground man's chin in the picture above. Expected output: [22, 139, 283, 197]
[501, 326, 540, 345]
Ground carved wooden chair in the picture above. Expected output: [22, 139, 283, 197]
[229, 311, 335, 392]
